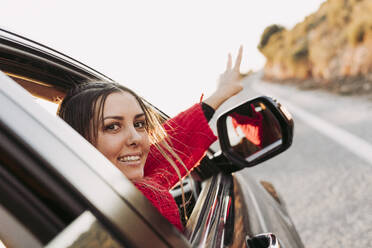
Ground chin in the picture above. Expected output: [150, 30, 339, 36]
[123, 169, 144, 180]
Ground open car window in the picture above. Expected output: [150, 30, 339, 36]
[0, 70, 190, 247]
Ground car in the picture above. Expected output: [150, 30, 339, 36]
[0, 28, 304, 248]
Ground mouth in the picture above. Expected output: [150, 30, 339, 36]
[117, 154, 142, 164]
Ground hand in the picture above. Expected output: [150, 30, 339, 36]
[217, 45, 244, 97]
[204, 46, 244, 110]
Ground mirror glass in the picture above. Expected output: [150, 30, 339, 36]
[225, 100, 282, 162]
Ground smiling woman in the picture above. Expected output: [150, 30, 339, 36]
[56, 81, 219, 231]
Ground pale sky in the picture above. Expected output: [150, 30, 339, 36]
[2, 0, 325, 116]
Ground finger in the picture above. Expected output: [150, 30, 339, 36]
[226, 53, 232, 71]
[233, 45, 243, 71]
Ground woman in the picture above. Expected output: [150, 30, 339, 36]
[57, 46, 244, 231]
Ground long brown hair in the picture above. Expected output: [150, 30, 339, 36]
[57, 81, 190, 219]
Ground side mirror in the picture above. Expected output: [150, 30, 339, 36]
[217, 96, 293, 170]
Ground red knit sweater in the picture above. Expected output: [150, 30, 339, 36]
[134, 104, 217, 231]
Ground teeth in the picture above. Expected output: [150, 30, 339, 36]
[118, 156, 140, 162]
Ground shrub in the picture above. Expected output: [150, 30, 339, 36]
[258, 24, 285, 50]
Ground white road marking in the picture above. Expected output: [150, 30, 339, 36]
[252, 81, 372, 166]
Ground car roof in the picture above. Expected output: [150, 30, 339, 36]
[0, 28, 113, 103]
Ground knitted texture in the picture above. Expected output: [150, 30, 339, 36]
[135, 103, 217, 231]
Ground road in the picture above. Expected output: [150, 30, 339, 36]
[222, 72, 372, 247]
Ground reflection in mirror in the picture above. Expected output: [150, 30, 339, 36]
[226, 101, 282, 162]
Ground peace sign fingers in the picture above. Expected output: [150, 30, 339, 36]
[226, 53, 233, 71]
[233, 45, 243, 72]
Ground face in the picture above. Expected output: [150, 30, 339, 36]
[95, 91, 150, 180]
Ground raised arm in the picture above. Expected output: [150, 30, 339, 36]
[144, 46, 245, 188]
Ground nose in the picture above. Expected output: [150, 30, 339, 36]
[125, 126, 142, 146]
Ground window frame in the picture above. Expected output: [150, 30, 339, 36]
[0, 71, 190, 247]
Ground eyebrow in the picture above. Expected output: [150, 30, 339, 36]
[103, 113, 145, 121]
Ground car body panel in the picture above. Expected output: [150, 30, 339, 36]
[234, 172, 304, 248]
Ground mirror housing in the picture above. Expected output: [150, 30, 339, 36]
[216, 96, 293, 170]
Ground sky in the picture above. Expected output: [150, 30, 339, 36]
[2, 0, 326, 116]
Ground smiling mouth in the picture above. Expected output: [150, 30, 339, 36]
[118, 155, 141, 163]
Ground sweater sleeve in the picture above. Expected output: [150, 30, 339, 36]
[144, 103, 217, 189]
[201, 102, 215, 122]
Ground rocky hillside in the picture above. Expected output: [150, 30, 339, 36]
[258, 0, 372, 94]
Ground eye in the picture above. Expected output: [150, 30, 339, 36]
[134, 120, 146, 129]
[104, 123, 121, 132]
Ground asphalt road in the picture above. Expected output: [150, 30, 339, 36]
[225, 73, 372, 248]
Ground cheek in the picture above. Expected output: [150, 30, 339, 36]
[96, 134, 123, 159]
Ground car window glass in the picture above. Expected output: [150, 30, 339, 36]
[46, 211, 124, 248]
[0, 206, 124, 248]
